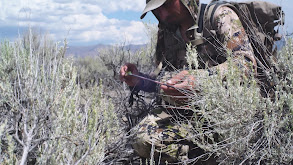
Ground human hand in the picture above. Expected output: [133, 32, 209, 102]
[119, 63, 141, 87]
[160, 70, 196, 100]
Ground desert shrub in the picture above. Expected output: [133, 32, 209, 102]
[184, 39, 293, 164]
[74, 56, 112, 88]
[0, 29, 120, 164]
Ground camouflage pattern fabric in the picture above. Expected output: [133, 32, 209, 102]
[156, 5, 256, 73]
[133, 1, 256, 164]
[154, 24, 187, 71]
[211, 6, 256, 71]
[132, 105, 218, 164]
[132, 106, 193, 163]
[132, 71, 205, 164]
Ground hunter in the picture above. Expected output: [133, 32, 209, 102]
[120, 0, 257, 163]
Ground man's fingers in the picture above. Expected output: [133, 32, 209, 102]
[161, 74, 196, 99]
[160, 84, 175, 91]
[166, 70, 189, 85]
[119, 63, 141, 87]
[119, 65, 128, 81]
[173, 75, 195, 90]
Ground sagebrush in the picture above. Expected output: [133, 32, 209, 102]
[0, 29, 120, 164]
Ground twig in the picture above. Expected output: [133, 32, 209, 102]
[126, 72, 176, 89]
[127, 72, 196, 98]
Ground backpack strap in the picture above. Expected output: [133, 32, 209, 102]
[187, 3, 208, 46]
[197, 3, 208, 34]
[187, 1, 230, 46]
[204, 1, 220, 31]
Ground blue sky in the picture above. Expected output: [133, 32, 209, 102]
[0, 0, 292, 46]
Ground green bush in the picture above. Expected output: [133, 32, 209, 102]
[74, 56, 112, 88]
[0, 29, 120, 164]
[184, 39, 293, 164]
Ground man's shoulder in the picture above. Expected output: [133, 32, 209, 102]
[202, 2, 242, 31]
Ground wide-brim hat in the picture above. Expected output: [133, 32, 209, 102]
[140, 0, 167, 19]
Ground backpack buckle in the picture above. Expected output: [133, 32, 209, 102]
[186, 25, 206, 46]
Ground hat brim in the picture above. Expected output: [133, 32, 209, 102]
[140, 0, 167, 19]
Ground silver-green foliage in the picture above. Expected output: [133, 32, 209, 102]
[185, 39, 293, 164]
[0, 29, 119, 164]
[75, 56, 112, 87]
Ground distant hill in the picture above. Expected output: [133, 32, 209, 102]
[65, 44, 147, 58]
[66, 39, 286, 58]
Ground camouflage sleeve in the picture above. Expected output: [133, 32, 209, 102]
[213, 6, 257, 73]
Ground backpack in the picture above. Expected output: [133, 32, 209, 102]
[195, 0, 285, 95]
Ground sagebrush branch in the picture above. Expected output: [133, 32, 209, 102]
[126, 71, 176, 89]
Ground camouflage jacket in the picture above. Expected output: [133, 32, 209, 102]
[139, 1, 256, 92]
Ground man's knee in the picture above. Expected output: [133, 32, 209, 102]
[132, 125, 189, 163]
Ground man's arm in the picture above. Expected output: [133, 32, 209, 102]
[212, 6, 257, 75]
